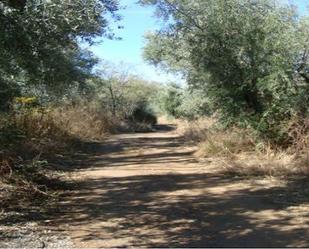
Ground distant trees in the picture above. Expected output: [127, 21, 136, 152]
[87, 64, 160, 123]
[156, 83, 210, 120]
[141, 0, 309, 143]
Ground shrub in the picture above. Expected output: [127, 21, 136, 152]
[128, 103, 157, 126]
[196, 128, 255, 158]
[158, 83, 183, 118]
[143, 0, 309, 145]
[0, 101, 120, 204]
[176, 89, 211, 120]
[178, 117, 309, 177]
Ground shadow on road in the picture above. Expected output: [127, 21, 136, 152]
[153, 124, 177, 132]
[2, 125, 308, 247]
[52, 173, 308, 247]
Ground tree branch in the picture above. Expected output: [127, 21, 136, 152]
[162, 0, 204, 31]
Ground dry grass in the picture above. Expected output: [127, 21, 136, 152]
[0, 103, 119, 204]
[195, 128, 255, 158]
[14, 104, 117, 141]
[176, 118, 216, 142]
[177, 117, 309, 177]
[287, 116, 309, 154]
[50, 105, 118, 140]
[220, 150, 309, 177]
[176, 117, 255, 157]
[1, 102, 159, 204]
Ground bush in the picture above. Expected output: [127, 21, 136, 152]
[157, 84, 211, 120]
[0, 100, 121, 204]
[143, 0, 309, 145]
[158, 83, 183, 118]
[196, 129, 255, 158]
[178, 117, 309, 177]
[176, 89, 211, 120]
[128, 104, 157, 126]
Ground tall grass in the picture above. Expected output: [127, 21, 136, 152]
[177, 117, 309, 177]
[1, 99, 160, 204]
[0, 103, 119, 203]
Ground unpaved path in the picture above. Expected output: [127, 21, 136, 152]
[52, 124, 308, 247]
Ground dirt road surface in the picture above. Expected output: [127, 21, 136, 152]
[52, 124, 308, 247]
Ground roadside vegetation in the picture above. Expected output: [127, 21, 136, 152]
[142, 0, 309, 179]
[156, 84, 308, 178]
[0, 0, 158, 206]
[0, 0, 308, 226]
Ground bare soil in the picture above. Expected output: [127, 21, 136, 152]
[5, 123, 307, 248]
[47, 123, 308, 248]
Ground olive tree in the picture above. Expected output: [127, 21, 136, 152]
[141, 0, 309, 142]
[0, 0, 120, 108]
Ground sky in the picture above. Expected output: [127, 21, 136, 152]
[88, 0, 176, 83]
[88, 0, 308, 83]
[289, 0, 308, 13]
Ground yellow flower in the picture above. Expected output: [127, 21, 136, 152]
[15, 97, 37, 105]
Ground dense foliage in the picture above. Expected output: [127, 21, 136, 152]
[0, 0, 120, 108]
[0, 0, 163, 201]
[85, 65, 159, 125]
[157, 83, 210, 120]
[141, 0, 309, 143]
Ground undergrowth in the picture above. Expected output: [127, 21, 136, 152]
[177, 117, 309, 177]
[0, 102, 155, 207]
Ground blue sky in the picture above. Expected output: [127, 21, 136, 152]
[88, 0, 176, 83]
[292, 0, 308, 13]
[88, 0, 308, 83]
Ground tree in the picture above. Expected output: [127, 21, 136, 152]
[0, 0, 120, 108]
[87, 63, 160, 119]
[141, 0, 309, 142]
[158, 83, 183, 118]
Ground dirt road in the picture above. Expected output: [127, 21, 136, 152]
[53, 124, 308, 247]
